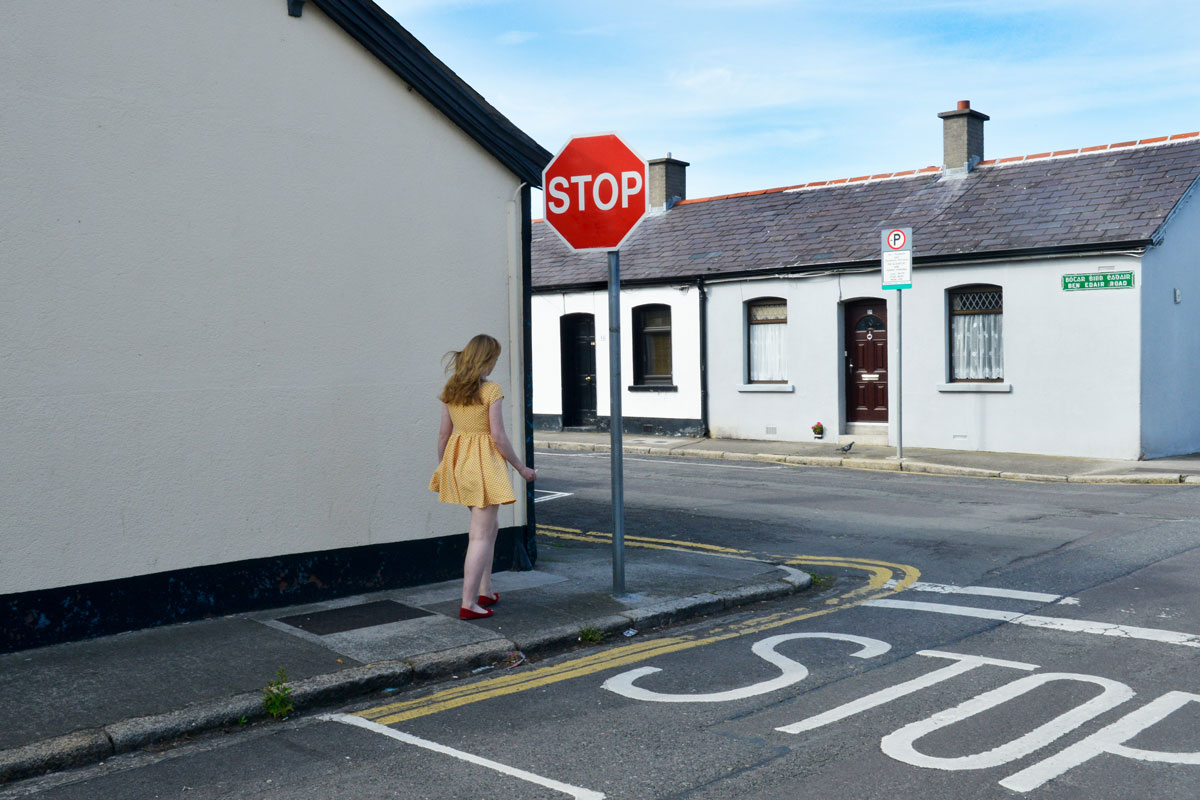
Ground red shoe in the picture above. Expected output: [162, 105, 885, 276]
[478, 592, 499, 607]
[459, 607, 493, 620]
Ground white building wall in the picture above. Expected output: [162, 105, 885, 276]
[1140, 181, 1200, 458]
[1, 1, 526, 594]
[532, 286, 701, 425]
[707, 277, 846, 442]
[708, 256, 1145, 458]
[903, 256, 1142, 459]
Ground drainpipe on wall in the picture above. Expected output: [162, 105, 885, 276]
[698, 278, 710, 437]
[513, 182, 536, 569]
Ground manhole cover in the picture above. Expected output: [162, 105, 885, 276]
[277, 600, 433, 635]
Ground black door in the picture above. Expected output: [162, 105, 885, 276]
[560, 313, 597, 428]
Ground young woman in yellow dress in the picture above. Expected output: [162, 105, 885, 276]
[429, 334, 537, 619]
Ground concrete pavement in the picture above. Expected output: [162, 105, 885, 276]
[535, 430, 1200, 484]
[0, 530, 809, 785]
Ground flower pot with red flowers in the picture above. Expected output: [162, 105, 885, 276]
[811, 422, 824, 439]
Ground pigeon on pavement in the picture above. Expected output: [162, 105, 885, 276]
[838, 441, 854, 453]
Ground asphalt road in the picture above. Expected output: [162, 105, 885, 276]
[9, 453, 1199, 799]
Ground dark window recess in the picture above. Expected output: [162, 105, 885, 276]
[633, 304, 672, 385]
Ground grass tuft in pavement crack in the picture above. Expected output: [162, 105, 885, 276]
[809, 573, 835, 591]
[263, 667, 295, 719]
[577, 625, 608, 645]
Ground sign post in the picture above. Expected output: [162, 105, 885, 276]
[543, 134, 648, 596]
[881, 228, 912, 460]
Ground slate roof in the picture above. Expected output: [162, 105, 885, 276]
[532, 134, 1200, 290]
[294, 0, 550, 184]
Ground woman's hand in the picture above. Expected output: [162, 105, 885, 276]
[520, 466, 538, 482]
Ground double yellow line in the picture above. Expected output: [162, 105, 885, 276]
[356, 526, 919, 726]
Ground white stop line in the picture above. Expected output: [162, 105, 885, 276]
[865, 598, 1200, 648]
[321, 714, 605, 799]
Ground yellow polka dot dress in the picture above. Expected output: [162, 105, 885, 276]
[429, 381, 516, 507]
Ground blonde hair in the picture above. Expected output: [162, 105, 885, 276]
[439, 334, 501, 405]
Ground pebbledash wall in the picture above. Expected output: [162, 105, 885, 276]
[532, 284, 703, 434]
[1, 1, 543, 650]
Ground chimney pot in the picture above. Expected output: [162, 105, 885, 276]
[957, 100, 971, 110]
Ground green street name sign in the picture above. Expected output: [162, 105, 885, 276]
[1061, 271, 1135, 291]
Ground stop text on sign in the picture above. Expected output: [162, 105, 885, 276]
[546, 171, 644, 213]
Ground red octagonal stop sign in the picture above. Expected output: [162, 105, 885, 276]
[542, 133, 648, 252]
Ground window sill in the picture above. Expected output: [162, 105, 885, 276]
[628, 384, 678, 392]
[738, 384, 796, 393]
[937, 383, 1012, 393]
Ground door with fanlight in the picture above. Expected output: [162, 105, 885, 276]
[844, 300, 888, 423]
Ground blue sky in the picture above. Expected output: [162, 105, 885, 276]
[377, 1, 1199, 211]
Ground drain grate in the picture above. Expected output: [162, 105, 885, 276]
[276, 600, 434, 635]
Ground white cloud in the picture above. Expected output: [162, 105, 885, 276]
[497, 30, 536, 45]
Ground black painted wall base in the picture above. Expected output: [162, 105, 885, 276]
[0, 526, 528, 654]
[534, 413, 704, 438]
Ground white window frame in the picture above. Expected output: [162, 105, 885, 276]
[746, 297, 788, 384]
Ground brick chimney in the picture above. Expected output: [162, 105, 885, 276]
[937, 100, 989, 172]
[649, 154, 688, 210]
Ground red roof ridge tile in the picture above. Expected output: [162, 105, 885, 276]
[979, 132, 1199, 169]
[645, 131, 1200, 209]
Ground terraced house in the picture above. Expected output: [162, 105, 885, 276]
[531, 102, 1200, 461]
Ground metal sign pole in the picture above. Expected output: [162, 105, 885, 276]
[608, 249, 626, 596]
[896, 289, 903, 460]
[881, 227, 912, 463]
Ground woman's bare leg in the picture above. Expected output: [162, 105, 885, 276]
[462, 505, 499, 611]
[478, 513, 500, 599]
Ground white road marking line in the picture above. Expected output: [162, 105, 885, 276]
[1000, 690, 1200, 792]
[321, 714, 605, 800]
[880, 672, 1135, 772]
[533, 490, 574, 503]
[603, 633, 888, 704]
[865, 599, 1200, 648]
[534, 451, 784, 470]
[777, 650, 1038, 735]
[878, 671, 1128, 772]
[884, 580, 1061, 603]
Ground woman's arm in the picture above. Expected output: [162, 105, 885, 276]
[489, 400, 536, 482]
[436, 404, 452, 461]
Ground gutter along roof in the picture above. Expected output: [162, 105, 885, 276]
[294, 0, 551, 185]
[531, 134, 1200, 291]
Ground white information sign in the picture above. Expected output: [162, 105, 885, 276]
[881, 227, 913, 290]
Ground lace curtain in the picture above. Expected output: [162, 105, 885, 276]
[750, 322, 786, 381]
[951, 313, 1003, 380]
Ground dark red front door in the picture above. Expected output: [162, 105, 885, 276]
[845, 300, 888, 423]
